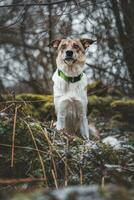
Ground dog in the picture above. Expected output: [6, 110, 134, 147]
[52, 38, 95, 139]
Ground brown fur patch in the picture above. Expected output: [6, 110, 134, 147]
[58, 39, 85, 53]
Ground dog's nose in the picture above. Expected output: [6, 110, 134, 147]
[66, 50, 73, 57]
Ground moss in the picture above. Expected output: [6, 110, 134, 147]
[87, 80, 103, 90]
[0, 114, 134, 189]
[111, 99, 134, 122]
[0, 118, 39, 178]
[101, 185, 131, 200]
[87, 80, 105, 96]
[107, 86, 123, 97]
[110, 119, 130, 130]
[13, 190, 43, 200]
[111, 99, 134, 112]
[16, 94, 54, 120]
[8, 185, 132, 200]
[87, 81, 123, 97]
[88, 95, 114, 116]
[16, 93, 52, 104]
[111, 114, 123, 121]
[0, 93, 134, 190]
[89, 109, 101, 118]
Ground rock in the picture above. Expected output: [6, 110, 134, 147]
[88, 95, 114, 115]
[2, 185, 132, 200]
[87, 81, 123, 97]
[111, 99, 134, 122]
[16, 93, 54, 120]
[102, 136, 121, 150]
[87, 80, 106, 96]
[0, 93, 134, 191]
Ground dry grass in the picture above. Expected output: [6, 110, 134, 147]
[0, 95, 133, 190]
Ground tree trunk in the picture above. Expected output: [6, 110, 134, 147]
[111, 0, 134, 90]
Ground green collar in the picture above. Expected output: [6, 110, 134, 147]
[58, 69, 83, 83]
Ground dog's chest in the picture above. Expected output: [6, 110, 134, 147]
[53, 71, 88, 99]
[60, 81, 81, 93]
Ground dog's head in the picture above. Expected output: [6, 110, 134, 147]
[51, 38, 95, 75]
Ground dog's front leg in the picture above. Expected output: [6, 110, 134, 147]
[80, 116, 89, 139]
[56, 112, 66, 131]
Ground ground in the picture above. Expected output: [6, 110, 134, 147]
[0, 83, 134, 199]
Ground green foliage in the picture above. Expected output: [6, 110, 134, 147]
[0, 114, 133, 188]
[0, 91, 134, 193]
[11, 185, 132, 200]
[16, 94, 54, 120]
[87, 81, 123, 97]
[87, 80, 104, 95]
[0, 117, 49, 179]
[88, 95, 114, 115]
[111, 99, 134, 122]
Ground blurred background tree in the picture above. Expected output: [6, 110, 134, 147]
[0, 0, 134, 95]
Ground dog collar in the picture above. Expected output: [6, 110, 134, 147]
[58, 69, 83, 83]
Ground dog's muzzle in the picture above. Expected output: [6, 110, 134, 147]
[64, 50, 76, 64]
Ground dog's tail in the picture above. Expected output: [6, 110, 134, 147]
[89, 123, 100, 140]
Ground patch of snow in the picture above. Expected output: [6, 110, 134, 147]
[0, 112, 7, 117]
[102, 136, 121, 150]
[105, 164, 122, 172]
[122, 144, 134, 150]
[50, 185, 99, 200]
[85, 140, 98, 149]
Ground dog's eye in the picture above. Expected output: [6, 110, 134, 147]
[61, 44, 66, 49]
[73, 44, 80, 49]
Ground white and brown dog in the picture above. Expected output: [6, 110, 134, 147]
[52, 38, 95, 139]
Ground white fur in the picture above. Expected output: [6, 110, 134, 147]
[52, 69, 89, 139]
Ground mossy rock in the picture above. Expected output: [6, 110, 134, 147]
[87, 80, 106, 96]
[111, 114, 123, 121]
[0, 118, 43, 178]
[111, 99, 134, 112]
[111, 99, 134, 122]
[88, 95, 115, 116]
[5, 185, 133, 200]
[87, 81, 123, 97]
[16, 94, 55, 120]
[0, 114, 134, 188]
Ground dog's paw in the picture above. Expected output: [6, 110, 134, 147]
[56, 125, 65, 132]
[85, 140, 98, 149]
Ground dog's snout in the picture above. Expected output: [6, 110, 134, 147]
[66, 50, 73, 57]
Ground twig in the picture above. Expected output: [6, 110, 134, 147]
[0, 0, 107, 8]
[80, 167, 83, 185]
[0, 143, 49, 155]
[64, 137, 69, 186]
[0, 100, 49, 104]
[0, 0, 72, 8]
[0, 103, 14, 113]
[0, 178, 46, 185]
[86, 63, 134, 85]
[11, 106, 18, 167]
[64, 156, 68, 186]
[42, 128, 74, 176]
[24, 120, 48, 186]
[51, 156, 58, 179]
[42, 128, 58, 179]
[42, 129, 59, 179]
[101, 176, 105, 191]
[51, 169, 58, 189]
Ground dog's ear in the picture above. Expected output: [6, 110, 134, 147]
[80, 38, 96, 49]
[50, 39, 62, 50]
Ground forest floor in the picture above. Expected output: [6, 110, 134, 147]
[0, 81, 134, 199]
